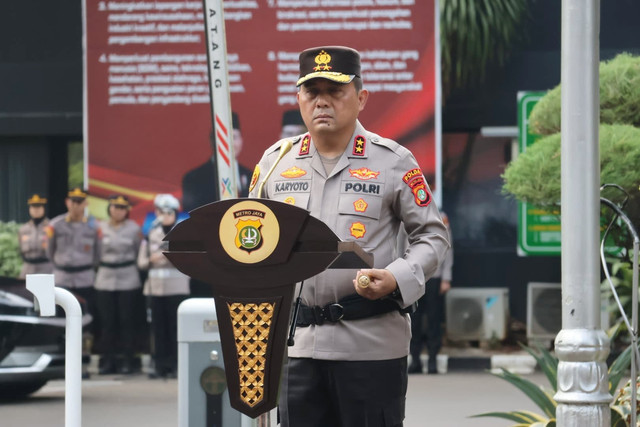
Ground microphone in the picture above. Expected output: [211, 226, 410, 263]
[256, 139, 294, 198]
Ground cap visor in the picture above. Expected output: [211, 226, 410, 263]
[297, 72, 355, 86]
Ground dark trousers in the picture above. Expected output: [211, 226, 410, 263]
[410, 277, 444, 365]
[95, 289, 137, 359]
[279, 357, 407, 427]
[149, 295, 186, 374]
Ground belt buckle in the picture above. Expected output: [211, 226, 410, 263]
[323, 303, 344, 323]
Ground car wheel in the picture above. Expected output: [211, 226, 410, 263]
[0, 380, 48, 399]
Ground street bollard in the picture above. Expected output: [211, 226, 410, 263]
[178, 298, 258, 427]
[26, 274, 83, 427]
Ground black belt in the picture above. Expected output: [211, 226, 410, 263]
[296, 293, 411, 327]
[56, 264, 94, 273]
[99, 260, 136, 269]
[22, 256, 50, 264]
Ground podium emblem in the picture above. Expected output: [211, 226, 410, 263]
[220, 200, 280, 263]
[236, 219, 263, 252]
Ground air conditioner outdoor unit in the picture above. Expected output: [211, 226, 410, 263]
[526, 282, 562, 341]
[445, 288, 509, 341]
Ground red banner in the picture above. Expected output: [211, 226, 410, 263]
[85, 0, 439, 223]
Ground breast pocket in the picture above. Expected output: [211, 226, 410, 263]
[336, 196, 382, 244]
[270, 179, 311, 209]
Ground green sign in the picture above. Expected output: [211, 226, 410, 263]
[516, 92, 621, 256]
[517, 91, 560, 255]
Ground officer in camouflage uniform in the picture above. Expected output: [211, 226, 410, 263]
[46, 188, 101, 337]
[249, 46, 449, 427]
[95, 195, 143, 374]
[18, 194, 53, 278]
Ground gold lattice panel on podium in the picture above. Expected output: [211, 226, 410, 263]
[228, 302, 275, 407]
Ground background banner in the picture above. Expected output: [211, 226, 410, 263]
[85, 0, 439, 223]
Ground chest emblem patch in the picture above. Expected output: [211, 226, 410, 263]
[402, 168, 432, 207]
[283, 197, 295, 205]
[349, 167, 380, 180]
[353, 198, 368, 213]
[280, 166, 307, 178]
[352, 135, 366, 156]
[349, 222, 366, 239]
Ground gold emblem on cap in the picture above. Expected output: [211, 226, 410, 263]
[68, 188, 87, 199]
[27, 194, 47, 205]
[357, 274, 371, 288]
[313, 50, 332, 71]
[111, 196, 129, 206]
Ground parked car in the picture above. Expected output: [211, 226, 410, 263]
[0, 276, 91, 398]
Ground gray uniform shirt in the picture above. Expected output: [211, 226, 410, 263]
[46, 214, 101, 289]
[95, 219, 142, 291]
[138, 224, 189, 296]
[18, 218, 54, 278]
[250, 121, 449, 361]
[435, 213, 453, 282]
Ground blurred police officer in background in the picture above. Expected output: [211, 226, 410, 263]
[250, 46, 449, 427]
[409, 212, 453, 375]
[95, 195, 143, 375]
[18, 194, 53, 278]
[137, 194, 189, 379]
[46, 188, 101, 330]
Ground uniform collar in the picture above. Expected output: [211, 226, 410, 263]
[296, 120, 369, 160]
[65, 214, 88, 223]
[305, 121, 369, 179]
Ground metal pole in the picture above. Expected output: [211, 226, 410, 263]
[554, 1, 611, 425]
[632, 240, 639, 427]
[26, 275, 83, 427]
[55, 288, 83, 427]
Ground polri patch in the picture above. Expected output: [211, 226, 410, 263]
[402, 168, 432, 207]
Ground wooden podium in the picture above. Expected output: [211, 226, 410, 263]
[164, 198, 372, 418]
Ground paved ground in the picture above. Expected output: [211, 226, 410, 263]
[1, 370, 547, 426]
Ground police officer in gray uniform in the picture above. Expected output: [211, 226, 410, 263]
[46, 188, 101, 335]
[18, 194, 53, 278]
[95, 195, 143, 374]
[409, 211, 454, 374]
[250, 46, 449, 427]
[137, 194, 189, 378]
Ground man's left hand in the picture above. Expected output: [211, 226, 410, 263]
[353, 268, 398, 300]
[440, 280, 451, 295]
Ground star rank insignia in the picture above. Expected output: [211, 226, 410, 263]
[352, 135, 366, 156]
[298, 134, 310, 156]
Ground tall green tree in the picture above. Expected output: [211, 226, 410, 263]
[440, 0, 531, 93]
